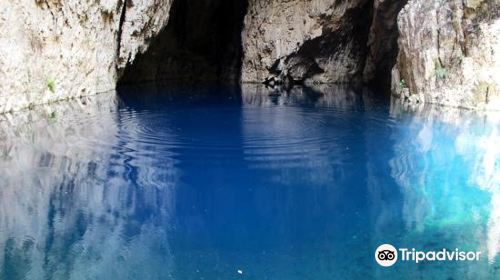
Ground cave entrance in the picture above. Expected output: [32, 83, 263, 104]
[119, 0, 248, 86]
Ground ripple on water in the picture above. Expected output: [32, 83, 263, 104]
[0, 86, 499, 279]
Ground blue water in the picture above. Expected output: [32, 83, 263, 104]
[0, 85, 499, 279]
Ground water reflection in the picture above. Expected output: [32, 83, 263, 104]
[240, 84, 367, 186]
[0, 94, 178, 279]
[389, 102, 500, 264]
[0, 86, 498, 279]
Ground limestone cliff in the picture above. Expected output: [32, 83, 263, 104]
[0, 0, 172, 113]
[1, 0, 499, 113]
[241, 0, 373, 85]
[392, 0, 500, 109]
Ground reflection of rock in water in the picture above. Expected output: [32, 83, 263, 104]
[240, 84, 373, 188]
[389, 100, 500, 266]
[453, 112, 500, 263]
[0, 93, 178, 279]
[241, 84, 366, 109]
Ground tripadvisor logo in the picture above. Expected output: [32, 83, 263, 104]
[375, 244, 482, 267]
[375, 244, 398, 267]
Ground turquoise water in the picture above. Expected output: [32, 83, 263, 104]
[0, 85, 498, 279]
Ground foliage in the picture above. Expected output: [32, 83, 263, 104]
[399, 79, 408, 90]
[434, 63, 448, 80]
[47, 78, 56, 93]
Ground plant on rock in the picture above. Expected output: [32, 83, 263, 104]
[47, 78, 56, 93]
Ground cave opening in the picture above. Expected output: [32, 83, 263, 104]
[119, 0, 249, 86]
[118, 0, 405, 96]
[363, 0, 408, 93]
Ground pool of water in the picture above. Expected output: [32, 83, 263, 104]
[0, 84, 499, 279]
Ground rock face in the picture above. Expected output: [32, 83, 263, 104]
[1, 0, 499, 113]
[392, 0, 500, 109]
[0, 0, 172, 113]
[241, 0, 374, 85]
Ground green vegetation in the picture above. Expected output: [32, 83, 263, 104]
[47, 78, 56, 93]
[48, 111, 58, 123]
[434, 62, 448, 80]
[399, 79, 408, 90]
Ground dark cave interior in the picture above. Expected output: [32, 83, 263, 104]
[119, 0, 248, 86]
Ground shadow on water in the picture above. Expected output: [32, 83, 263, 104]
[0, 84, 498, 279]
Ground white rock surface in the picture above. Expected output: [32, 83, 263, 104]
[392, 0, 500, 110]
[0, 0, 172, 113]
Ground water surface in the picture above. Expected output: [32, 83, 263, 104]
[0, 84, 499, 279]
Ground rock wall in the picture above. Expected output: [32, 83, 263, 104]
[241, 0, 374, 85]
[1, 0, 499, 113]
[392, 0, 500, 109]
[0, 0, 172, 113]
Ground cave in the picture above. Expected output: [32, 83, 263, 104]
[363, 0, 408, 90]
[4, 0, 500, 277]
[119, 0, 248, 86]
[119, 0, 406, 94]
